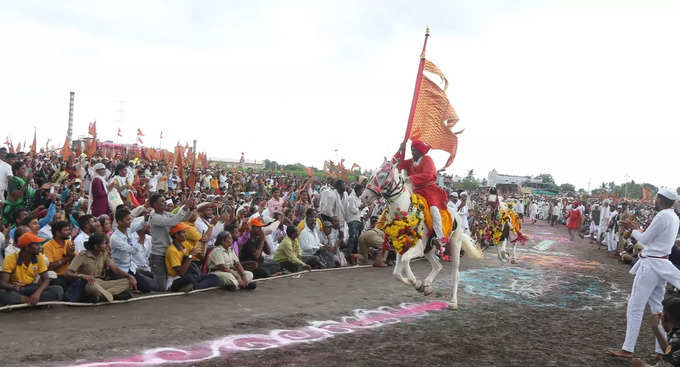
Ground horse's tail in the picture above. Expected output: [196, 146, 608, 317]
[460, 232, 483, 259]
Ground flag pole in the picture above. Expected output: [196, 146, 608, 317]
[402, 26, 430, 152]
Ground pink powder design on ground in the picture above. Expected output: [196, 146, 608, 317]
[66, 302, 447, 367]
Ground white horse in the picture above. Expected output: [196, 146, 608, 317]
[360, 159, 483, 310]
[485, 197, 523, 264]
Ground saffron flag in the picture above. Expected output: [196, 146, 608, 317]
[302, 164, 314, 177]
[117, 128, 122, 137]
[60, 137, 74, 161]
[30, 130, 37, 155]
[200, 152, 208, 170]
[86, 138, 96, 157]
[88, 121, 97, 137]
[408, 60, 461, 170]
[174, 145, 185, 187]
[136, 129, 144, 145]
[16, 142, 22, 153]
[5, 138, 14, 153]
[642, 186, 651, 201]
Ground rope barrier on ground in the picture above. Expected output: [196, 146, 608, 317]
[0, 264, 376, 312]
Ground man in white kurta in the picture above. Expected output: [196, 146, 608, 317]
[529, 202, 538, 223]
[447, 192, 460, 211]
[598, 201, 610, 244]
[458, 192, 470, 234]
[609, 188, 680, 359]
[606, 205, 619, 252]
[318, 180, 347, 226]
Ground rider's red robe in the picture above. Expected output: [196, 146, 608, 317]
[396, 153, 448, 210]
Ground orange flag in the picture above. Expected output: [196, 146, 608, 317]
[5, 137, 14, 153]
[200, 153, 208, 170]
[408, 60, 461, 170]
[86, 139, 96, 157]
[16, 142, 22, 153]
[302, 165, 314, 177]
[642, 186, 651, 201]
[60, 137, 74, 161]
[88, 121, 97, 137]
[174, 145, 185, 187]
[30, 130, 37, 155]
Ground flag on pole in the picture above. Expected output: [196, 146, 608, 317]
[642, 185, 651, 201]
[302, 164, 314, 177]
[136, 129, 144, 145]
[403, 27, 462, 171]
[30, 129, 37, 155]
[4, 137, 14, 153]
[88, 121, 97, 137]
[117, 128, 122, 137]
[16, 142, 22, 153]
[61, 137, 74, 161]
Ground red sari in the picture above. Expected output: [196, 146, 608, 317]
[397, 154, 448, 210]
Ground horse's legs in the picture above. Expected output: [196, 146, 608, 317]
[392, 253, 410, 286]
[497, 238, 508, 262]
[422, 248, 442, 296]
[401, 250, 418, 287]
[448, 238, 462, 310]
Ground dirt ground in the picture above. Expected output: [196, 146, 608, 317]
[0, 221, 660, 367]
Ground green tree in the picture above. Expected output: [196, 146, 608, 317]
[559, 183, 576, 192]
[536, 174, 555, 185]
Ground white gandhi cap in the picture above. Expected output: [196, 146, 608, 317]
[658, 187, 678, 202]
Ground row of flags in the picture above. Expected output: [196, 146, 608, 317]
[322, 159, 360, 180]
[5, 122, 166, 155]
[4, 130, 40, 156]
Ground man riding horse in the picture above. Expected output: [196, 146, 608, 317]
[396, 139, 449, 247]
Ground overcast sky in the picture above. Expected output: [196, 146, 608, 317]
[1, 0, 678, 190]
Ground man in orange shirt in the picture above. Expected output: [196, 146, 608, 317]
[42, 221, 76, 288]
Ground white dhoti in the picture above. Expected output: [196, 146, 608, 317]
[607, 231, 619, 252]
[430, 206, 445, 239]
[623, 258, 680, 353]
[212, 270, 254, 288]
[589, 221, 598, 237]
[598, 220, 609, 243]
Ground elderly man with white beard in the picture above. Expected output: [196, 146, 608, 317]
[609, 188, 680, 360]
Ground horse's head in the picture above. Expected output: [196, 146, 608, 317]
[360, 158, 400, 206]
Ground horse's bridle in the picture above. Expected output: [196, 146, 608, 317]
[365, 160, 404, 204]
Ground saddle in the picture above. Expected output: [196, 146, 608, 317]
[418, 194, 454, 238]
[418, 194, 456, 254]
